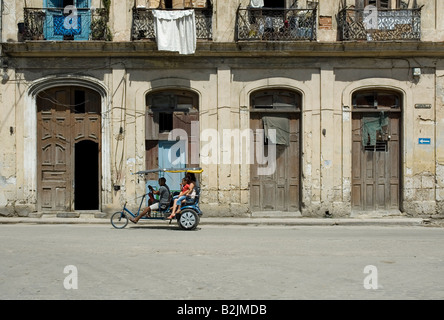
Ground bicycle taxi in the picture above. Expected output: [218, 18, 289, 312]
[110, 167, 203, 230]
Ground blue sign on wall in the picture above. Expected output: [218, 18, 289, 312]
[418, 138, 431, 145]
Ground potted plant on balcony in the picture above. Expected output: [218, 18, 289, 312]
[91, 0, 112, 41]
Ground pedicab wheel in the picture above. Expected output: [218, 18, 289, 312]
[177, 209, 200, 230]
[111, 211, 129, 229]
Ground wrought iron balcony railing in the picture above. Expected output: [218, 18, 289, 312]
[23, 7, 110, 41]
[236, 8, 317, 41]
[132, 7, 213, 41]
[338, 7, 422, 41]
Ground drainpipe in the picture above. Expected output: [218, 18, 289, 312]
[0, 0, 3, 67]
[0, 0, 3, 45]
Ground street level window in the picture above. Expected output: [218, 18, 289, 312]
[352, 91, 401, 111]
[251, 89, 301, 111]
[146, 90, 199, 138]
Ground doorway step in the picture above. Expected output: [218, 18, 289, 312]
[251, 211, 302, 218]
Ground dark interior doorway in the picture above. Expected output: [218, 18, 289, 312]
[75, 140, 99, 210]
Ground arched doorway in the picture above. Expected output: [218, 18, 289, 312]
[36, 86, 101, 211]
[145, 89, 199, 193]
[249, 89, 301, 213]
[351, 89, 402, 212]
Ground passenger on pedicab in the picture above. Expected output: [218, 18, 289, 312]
[168, 173, 197, 219]
[130, 177, 170, 224]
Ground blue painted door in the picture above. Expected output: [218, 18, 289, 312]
[44, 0, 91, 41]
[158, 140, 186, 193]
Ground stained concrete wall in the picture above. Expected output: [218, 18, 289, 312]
[2, 0, 444, 217]
[2, 55, 443, 217]
[434, 61, 444, 215]
[0, 65, 16, 216]
[336, 58, 438, 216]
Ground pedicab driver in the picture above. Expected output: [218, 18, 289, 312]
[130, 177, 170, 224]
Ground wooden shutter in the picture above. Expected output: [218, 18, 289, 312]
[37, 88, 72, 211]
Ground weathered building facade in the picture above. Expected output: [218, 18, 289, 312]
[1, 0, 444, 218]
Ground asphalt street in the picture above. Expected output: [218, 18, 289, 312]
[0, 223, 443, 300]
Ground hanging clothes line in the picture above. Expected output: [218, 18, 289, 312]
[263, 116, 290, 146]
[153, 9, 196, 55]
[362, 112, 389, 147]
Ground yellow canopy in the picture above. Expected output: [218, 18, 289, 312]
[135, 167, 203, 175]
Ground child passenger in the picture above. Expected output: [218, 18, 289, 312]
[168, 177, 192, 219]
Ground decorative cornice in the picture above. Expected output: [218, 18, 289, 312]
[2, 41, 444, 58]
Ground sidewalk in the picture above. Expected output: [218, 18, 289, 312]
[0, 214, 433, 227]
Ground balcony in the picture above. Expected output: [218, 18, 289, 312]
[338, 7, 422, 41]
[236, 7, 317, 41]
[23, 7, 110, 41]
[131, 7, 213, 41]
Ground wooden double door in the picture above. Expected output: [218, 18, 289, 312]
[250, 112, 300, 212]
[37, 86, 101, 212]
[352, 112, 401, 211]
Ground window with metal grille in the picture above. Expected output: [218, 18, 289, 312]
[251, 89, 301, 111]
[365, 140, 388, 152]
[353, 91, 401, 110]
[146, 90, 199, 137]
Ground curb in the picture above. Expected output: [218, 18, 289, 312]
[0, 216, 428, 227]
[200, 217, 426, 227]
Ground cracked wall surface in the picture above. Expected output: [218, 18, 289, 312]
[2, 0, 444, 217]
[2, 57, 444, 217]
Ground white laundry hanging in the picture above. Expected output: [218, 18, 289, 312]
[250, 0, 264, 8]
[152, 9, 196, 55]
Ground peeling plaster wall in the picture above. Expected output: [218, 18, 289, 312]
[0, 65, 16, 216]
[2, 0, 444, 217]
[3, 57, 444, 217]
[435, 65, 444, 214]
[337, 59, 439, 216]
[403, 68, 437, 215]
[0, 57, 114, 216]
